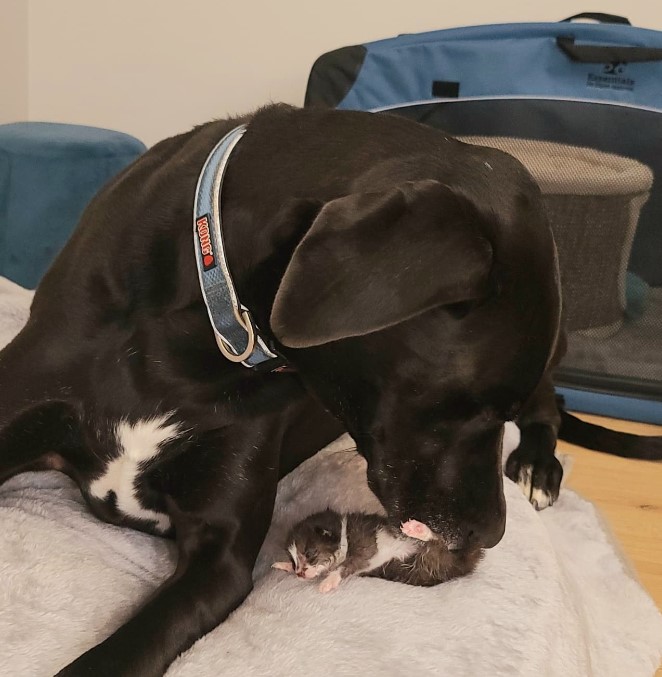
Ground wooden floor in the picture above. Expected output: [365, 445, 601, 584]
[559, 413, 662, 675]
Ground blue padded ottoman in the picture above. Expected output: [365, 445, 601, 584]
[0, 122, 146, 289]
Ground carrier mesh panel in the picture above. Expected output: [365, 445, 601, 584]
[458, 136, 652, 335]
[388, 100, 662, 398]
[551, 195, 637, 333]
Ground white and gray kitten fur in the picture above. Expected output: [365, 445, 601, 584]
[272, 509, 482, 593]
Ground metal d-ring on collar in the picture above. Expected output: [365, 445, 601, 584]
[193, 125, 279, 368]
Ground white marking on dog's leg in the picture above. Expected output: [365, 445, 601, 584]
[89, 414, 180, 532]
[531, 487, 553, 511]
[517, 465, 533, 501]
[319, 569, 343, 593]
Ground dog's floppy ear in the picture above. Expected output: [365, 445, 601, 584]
[270, 179, 493, 348]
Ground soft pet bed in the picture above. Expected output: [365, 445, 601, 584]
[1, 276, 661, 677]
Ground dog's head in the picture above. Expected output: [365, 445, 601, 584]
[269, 172, 561, 551]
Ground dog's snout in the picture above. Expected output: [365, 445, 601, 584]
[447, 530, 474, 552]
[448, 516, 505, 551]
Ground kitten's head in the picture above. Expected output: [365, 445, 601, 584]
[288, 510, 343, 579]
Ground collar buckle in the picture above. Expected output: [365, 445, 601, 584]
[215, 308, 256, 363]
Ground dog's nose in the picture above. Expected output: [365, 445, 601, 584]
[447, 530, 479, 552]
[448, 519, 505, 551]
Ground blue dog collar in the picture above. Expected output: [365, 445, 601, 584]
[193, 125, 280, 368]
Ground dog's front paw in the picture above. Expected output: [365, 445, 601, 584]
[319, 570, 342, 593]
[505, 448, 563, 510]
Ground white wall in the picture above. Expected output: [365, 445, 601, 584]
[19, 1, 662, 145]
[0, 0, 28, 124]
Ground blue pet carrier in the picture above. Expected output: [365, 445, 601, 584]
[305, 13, 662, 423]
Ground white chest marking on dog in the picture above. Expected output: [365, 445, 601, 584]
[89, 415, 180, 533]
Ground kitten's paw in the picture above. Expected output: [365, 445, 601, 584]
[272, 561, 294, 572]
[319, 570, 342, 593]
[401, 519, 434, 541]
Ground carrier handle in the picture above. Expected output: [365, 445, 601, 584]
[556, 36, 662, 63]
[560, 13, 631, 25]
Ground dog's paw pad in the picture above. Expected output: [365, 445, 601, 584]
[319, 570, 342, 594]
[401, 519, 434, 541]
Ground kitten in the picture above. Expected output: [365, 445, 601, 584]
[272, 509, 482, 593]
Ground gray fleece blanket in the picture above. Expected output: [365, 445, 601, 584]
[1, 276, 661, 676]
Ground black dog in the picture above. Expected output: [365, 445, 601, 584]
[1, 104, 658, 676]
